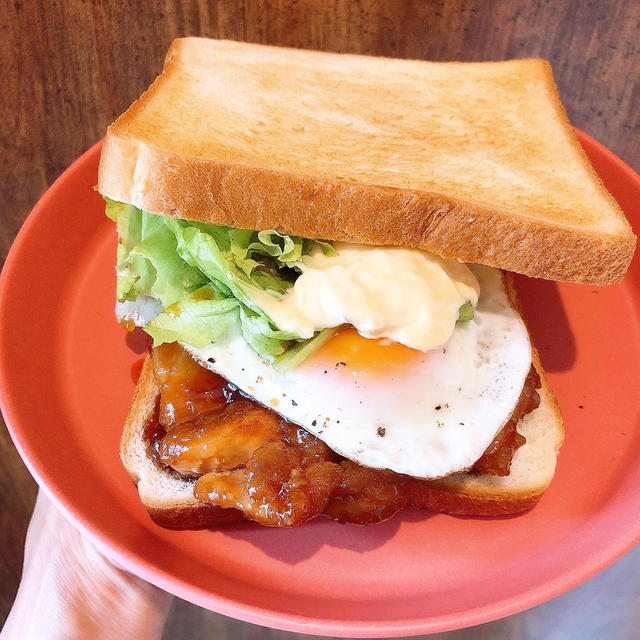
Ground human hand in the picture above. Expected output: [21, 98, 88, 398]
[1, 491, 172, 640]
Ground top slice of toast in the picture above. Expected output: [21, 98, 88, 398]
[98, 38, 636, 284]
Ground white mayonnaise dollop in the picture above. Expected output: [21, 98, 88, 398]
[251, 243, 479, 352]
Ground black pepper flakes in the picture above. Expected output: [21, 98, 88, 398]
[207, 357, 215, 363]
[435, 405, 442, 410]
[311, 419, 317, 426]
[377, 427, 386, 437]
[291, 399, 298, 406]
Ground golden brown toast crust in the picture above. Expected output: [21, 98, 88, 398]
[98, 39, 635, 284]
[148, 504, 244, 530]
[407, 484, 541, 517]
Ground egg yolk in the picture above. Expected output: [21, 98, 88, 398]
[306, 327, 425, 375]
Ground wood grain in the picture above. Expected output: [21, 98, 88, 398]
[0, 1, 638, 637]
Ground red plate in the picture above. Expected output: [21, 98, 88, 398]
[1, 133, 639, 637]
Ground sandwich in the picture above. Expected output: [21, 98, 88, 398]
[97, 38, 636, 528]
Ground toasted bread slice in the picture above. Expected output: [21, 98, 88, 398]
[121, 351, 562, 526]
[98, 38, 635, 284]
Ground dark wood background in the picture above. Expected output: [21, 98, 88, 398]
[1, 1, 638, 638]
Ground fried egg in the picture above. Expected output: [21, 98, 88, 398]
[185, 264, 531, 479]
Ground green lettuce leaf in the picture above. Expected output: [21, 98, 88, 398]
[106, 200, 208, 306]
[106, 198, 329, 361]
[273, 327, 339, 372]
[145, 284, 241, 348]
[457, 301, 475, 322]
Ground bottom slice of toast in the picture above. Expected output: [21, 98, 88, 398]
[121, 343, 564, 528]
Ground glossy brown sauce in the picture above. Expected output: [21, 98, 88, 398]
[130, 356, 147, 384]
[144, 342, 538, 527]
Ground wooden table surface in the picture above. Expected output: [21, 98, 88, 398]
[1, 2, 638, 638]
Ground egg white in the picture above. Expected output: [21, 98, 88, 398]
[184, 265, 532, 479]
